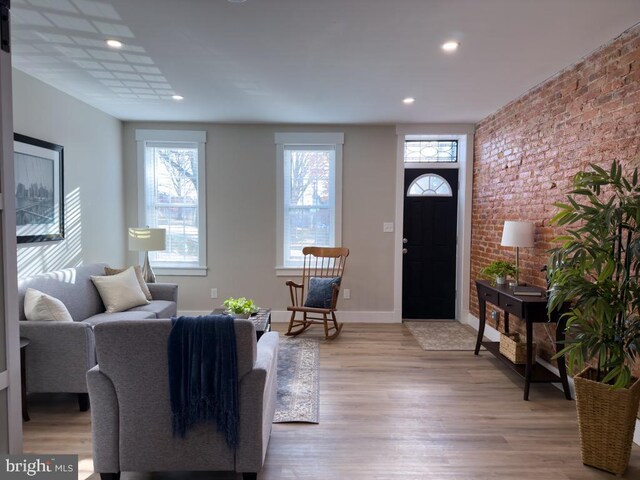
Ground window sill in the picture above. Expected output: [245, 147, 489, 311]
[275, 267, 303, 277]
[154, 266, 208, 277]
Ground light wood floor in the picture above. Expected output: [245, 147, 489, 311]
[23, 323, 640, 479]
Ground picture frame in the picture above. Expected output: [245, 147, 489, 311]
[14, 133, 64, 243]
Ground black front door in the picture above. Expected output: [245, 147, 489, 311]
[402, 169, 458, 319]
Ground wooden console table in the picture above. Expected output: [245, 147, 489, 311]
[474, 280, 572, 401]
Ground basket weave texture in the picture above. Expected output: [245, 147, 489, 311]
[574, 367, 640, 475]
[499, 333, 535, 364]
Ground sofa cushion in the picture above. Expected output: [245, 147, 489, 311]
[91, 267, 150, 313]
[18, 263, 108, 321]
[83, 310, 156, 327]
[24, 288, 73, 322]
[128, 300, 177, 319]
[105, 265, 152, 301]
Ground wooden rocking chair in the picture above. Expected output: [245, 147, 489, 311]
[286, 246, 349, 340]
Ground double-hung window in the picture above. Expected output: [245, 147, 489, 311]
[275, 132, 344, 272]
[136, 129, 207, 275]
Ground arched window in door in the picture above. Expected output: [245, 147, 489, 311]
[407, 173, 452, 197]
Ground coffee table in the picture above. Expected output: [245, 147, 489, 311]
[211, 308, 272, 340]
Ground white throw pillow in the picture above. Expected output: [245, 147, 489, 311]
[91, 266, 150, 313]
[24, 288, 73, 322]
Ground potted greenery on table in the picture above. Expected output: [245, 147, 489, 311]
[479, 260, 517, 285]
[223, 297, 259, 319]
[547, 161, 640, 475]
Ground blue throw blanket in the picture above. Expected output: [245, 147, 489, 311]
[167, 314, 239, 449]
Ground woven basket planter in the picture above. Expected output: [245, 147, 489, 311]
[499, 333, 535, 364]
[574, 367, 640, 475]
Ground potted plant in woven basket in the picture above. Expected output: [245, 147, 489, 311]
[547, 161, 640, 476]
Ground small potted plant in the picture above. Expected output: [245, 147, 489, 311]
[222, 296, 259, 319]
[479, 260, 517, 285]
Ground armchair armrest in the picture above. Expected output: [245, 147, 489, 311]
[20, 320, 95, 393]
[286, 281, 303, 307]
[147, 283, 178, 303]
[236, 331, 279, 472]
[87, 365, 120, 473]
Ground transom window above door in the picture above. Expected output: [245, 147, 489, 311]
[407, 173, 453, 197]
[404, 140, 458, 163]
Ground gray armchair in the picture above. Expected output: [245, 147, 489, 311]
[88, 319, 279, 480]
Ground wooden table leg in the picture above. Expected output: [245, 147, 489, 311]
[475, 298, 486, 355]
[555, 316, 572, 400]
[504, 312, 510, 334]
[21, 346, 29, 422]
[524, 319, 533, 401]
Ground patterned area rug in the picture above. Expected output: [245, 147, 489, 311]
[273, 336, 320, 424]
[405, 321, 485, 351]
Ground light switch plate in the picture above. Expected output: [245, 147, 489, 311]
[343, 288, 351, 299]
[210, 288, 218, 299]
[383, 222, 394, 233]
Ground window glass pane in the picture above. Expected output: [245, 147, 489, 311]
[288, 150, 331, 206]
[404, 140, 458, 163]
[407, 174, 452, 197]
[145, 145, 199, 264]
[284, 146, 335, 265]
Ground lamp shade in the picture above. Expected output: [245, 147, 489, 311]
[500, 221, 534, 248]
[128, 228, 166, 252]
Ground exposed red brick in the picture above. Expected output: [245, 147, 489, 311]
[471, 24, 640, 368]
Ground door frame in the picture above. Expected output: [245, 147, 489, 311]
[393, 125, 474, 323]
[0, 0, 23, 452]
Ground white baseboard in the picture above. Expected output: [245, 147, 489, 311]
[465, 313, 640, 446]
[177, 309, 398, 324]
[270, 310, 397, 323]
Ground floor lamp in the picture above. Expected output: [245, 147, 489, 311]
[128, 227, 166, 283]
[500, 221, 534, 286]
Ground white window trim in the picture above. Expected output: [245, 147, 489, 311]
[136, 129, 208, 276]
[275, 132, 344, 276]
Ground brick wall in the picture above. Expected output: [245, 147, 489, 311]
[471, 24, 640, 365]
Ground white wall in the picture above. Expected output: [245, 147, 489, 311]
[12, 69, 125, 277]
[122, 122, 397, 317]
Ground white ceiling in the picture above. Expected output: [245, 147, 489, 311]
[10, 0, 640, 124]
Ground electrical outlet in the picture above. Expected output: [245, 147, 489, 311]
[383, 222, 394, 233]
[490, 310, 499, 321]
[343, 288, 351, 299]
[210, 288, 218, 299]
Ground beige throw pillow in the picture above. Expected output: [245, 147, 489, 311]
[105, 265, 152, 300]
[91, 266, 150, 313]
[24, 288, 73, 322]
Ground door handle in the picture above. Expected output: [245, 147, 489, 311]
[402, 248, 408, 254]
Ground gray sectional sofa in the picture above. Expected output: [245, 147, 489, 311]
[18, 263, 178, 410]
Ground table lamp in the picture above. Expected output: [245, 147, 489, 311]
[500, 221, 534, 286]
[128, 227, 166, 283]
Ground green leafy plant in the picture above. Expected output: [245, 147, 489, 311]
[479, 260, 517, 282]
[222, 297, 259, 315]
[547, 161, 640, 389]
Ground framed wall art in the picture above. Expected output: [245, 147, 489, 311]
[14, 134, 64, 243]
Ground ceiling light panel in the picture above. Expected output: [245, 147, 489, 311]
[72, 0, 121, 20]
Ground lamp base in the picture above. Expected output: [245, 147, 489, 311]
[141, 251, 156, 283]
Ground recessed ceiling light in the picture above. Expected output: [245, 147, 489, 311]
[106, 39, 123, 49]
[228, 0, 247, 3]
[172, 95, 184, 101]
[442, 41, 460, 52]
[403, 97, 415, 105]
